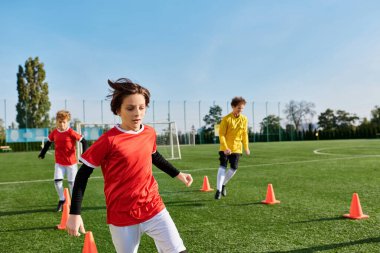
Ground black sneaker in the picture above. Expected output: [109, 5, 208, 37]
[221, 185, 227, 197]
[56, 200, 65, 212]
[214, 190, 221, 200]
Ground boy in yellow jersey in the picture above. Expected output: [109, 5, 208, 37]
[215, 96, 250, 200]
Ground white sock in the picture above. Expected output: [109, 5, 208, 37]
[223, 168, 237, 186]
[217, 166, 226, 191]
[68, 181, 74, 197]
[54, 180, 65, 201]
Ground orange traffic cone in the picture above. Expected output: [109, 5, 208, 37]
[56, 203, 70, 230]
[200, 176, 214, 192]
[63, 188, 71, 206]
[261, 184, 280, 204]
[82, 231, 98, 253]
[343, 193, 369, 219]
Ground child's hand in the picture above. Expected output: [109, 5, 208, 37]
[224, 149, 232, 155]
[66, 214, 86, 237]
[245, 149, 250, 156]
[176, 172, 193, 187]
[38, 153, 45, 159]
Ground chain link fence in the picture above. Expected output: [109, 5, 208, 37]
[1, 98, 378, 149]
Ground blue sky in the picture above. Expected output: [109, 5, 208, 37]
[1, 0, 380, 126]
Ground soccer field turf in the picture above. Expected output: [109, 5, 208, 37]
[0, 139, 379, 252]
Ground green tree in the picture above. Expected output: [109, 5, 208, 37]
[202, 105, 222, 133]
[318, 109, 337, 131]
[370, 105, 380, 125]
[283, 100, 316, 130]
[16, 57, 51, 128]
[0, 118, 5, 140]
[335, 110, 358, 129]
[260, 114, 282, 134]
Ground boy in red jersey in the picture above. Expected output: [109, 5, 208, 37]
[66, 78, 193, 253]
[38, 110, 88, 211]
[215, 97, 250, 200]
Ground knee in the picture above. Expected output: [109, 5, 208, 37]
[230, 167, 238, 172]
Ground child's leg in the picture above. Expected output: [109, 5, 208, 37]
[217, 166, 226, 191]
[222, 153, 241, 186]
[54, 164, 65, 201]
[223, 169, 236, 185]
[143, 209, 186, 253]
[109, 224, 142, 253]
[66, 164, 78, 196]
[217, 151, 228, 191]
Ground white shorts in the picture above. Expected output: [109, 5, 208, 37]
[54, 163, 78, 182]
[109, 208, 186, 253]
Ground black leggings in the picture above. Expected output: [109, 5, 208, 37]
[219, 151, 241, 170]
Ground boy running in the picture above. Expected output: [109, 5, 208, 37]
[38, 110, 88, 211]
[66, 78, 192, 253]
[215, 97, 250, 200]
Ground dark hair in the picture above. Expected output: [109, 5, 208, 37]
[231, 96, 247, 107]
[107, 78, 151, 115]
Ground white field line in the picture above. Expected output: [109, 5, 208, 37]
[1, 153, 379, 186]
[313, 148, 346, 156]
[313, 147, 380, 156]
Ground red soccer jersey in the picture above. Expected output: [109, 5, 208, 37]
[48, 128, 83, 166]
[80, 124, 165, 226]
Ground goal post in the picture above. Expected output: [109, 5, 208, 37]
[75, 121, 181, 161]
[145, 121, 181, 160]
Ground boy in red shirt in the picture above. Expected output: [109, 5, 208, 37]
[66, 78, 193, 253]
[38, 110, 88, 211]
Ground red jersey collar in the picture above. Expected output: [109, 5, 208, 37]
[115, 124, 145, 134]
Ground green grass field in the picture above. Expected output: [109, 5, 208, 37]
[1, 139, 379, 252]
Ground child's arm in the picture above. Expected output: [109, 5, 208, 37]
[152, 151, 193, 187]
[38, 141, 52, 159]
[219, 118, 230, 154]
[69, 164, 94, 215]
[243, 119, 250, 155]
[80, 138, 88, 153]
[67, 163, 94, 236]
[152, 151, 180, 177]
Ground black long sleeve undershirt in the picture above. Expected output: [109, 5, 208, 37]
[39, 138, 87, 159]
[38, 141, 52, 158]
[80, 138, 88, 153]
[70, 163, 94, 215]
[152, 151, 180, 178]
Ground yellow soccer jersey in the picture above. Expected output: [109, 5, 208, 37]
[219, 113, 249, 153]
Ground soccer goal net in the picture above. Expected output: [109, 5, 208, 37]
[75, 121, 181, 161]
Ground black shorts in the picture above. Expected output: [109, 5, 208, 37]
[219, 151, 241, 170]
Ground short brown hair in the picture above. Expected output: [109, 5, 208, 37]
[56, 110, 71, 121]
[231, 96, 247, 107]
[107, 78, 151, 115]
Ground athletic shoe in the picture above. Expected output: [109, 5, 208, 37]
[56, 200, 65, 212]
[222, 185, 227, 197]
[214, 190, 221, 200]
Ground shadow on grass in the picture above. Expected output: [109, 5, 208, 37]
[0, 226, 57, 233]
[160, 189, 207, 194]
[0, 208, 54, 217]
[82, 205, 106, 211]
[291, 216, 345, 223]
[229, 201, 268, 206]
[267, 237, 380, 253]
[0, 205, 106, 217]
[165, 199, 213, 207]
